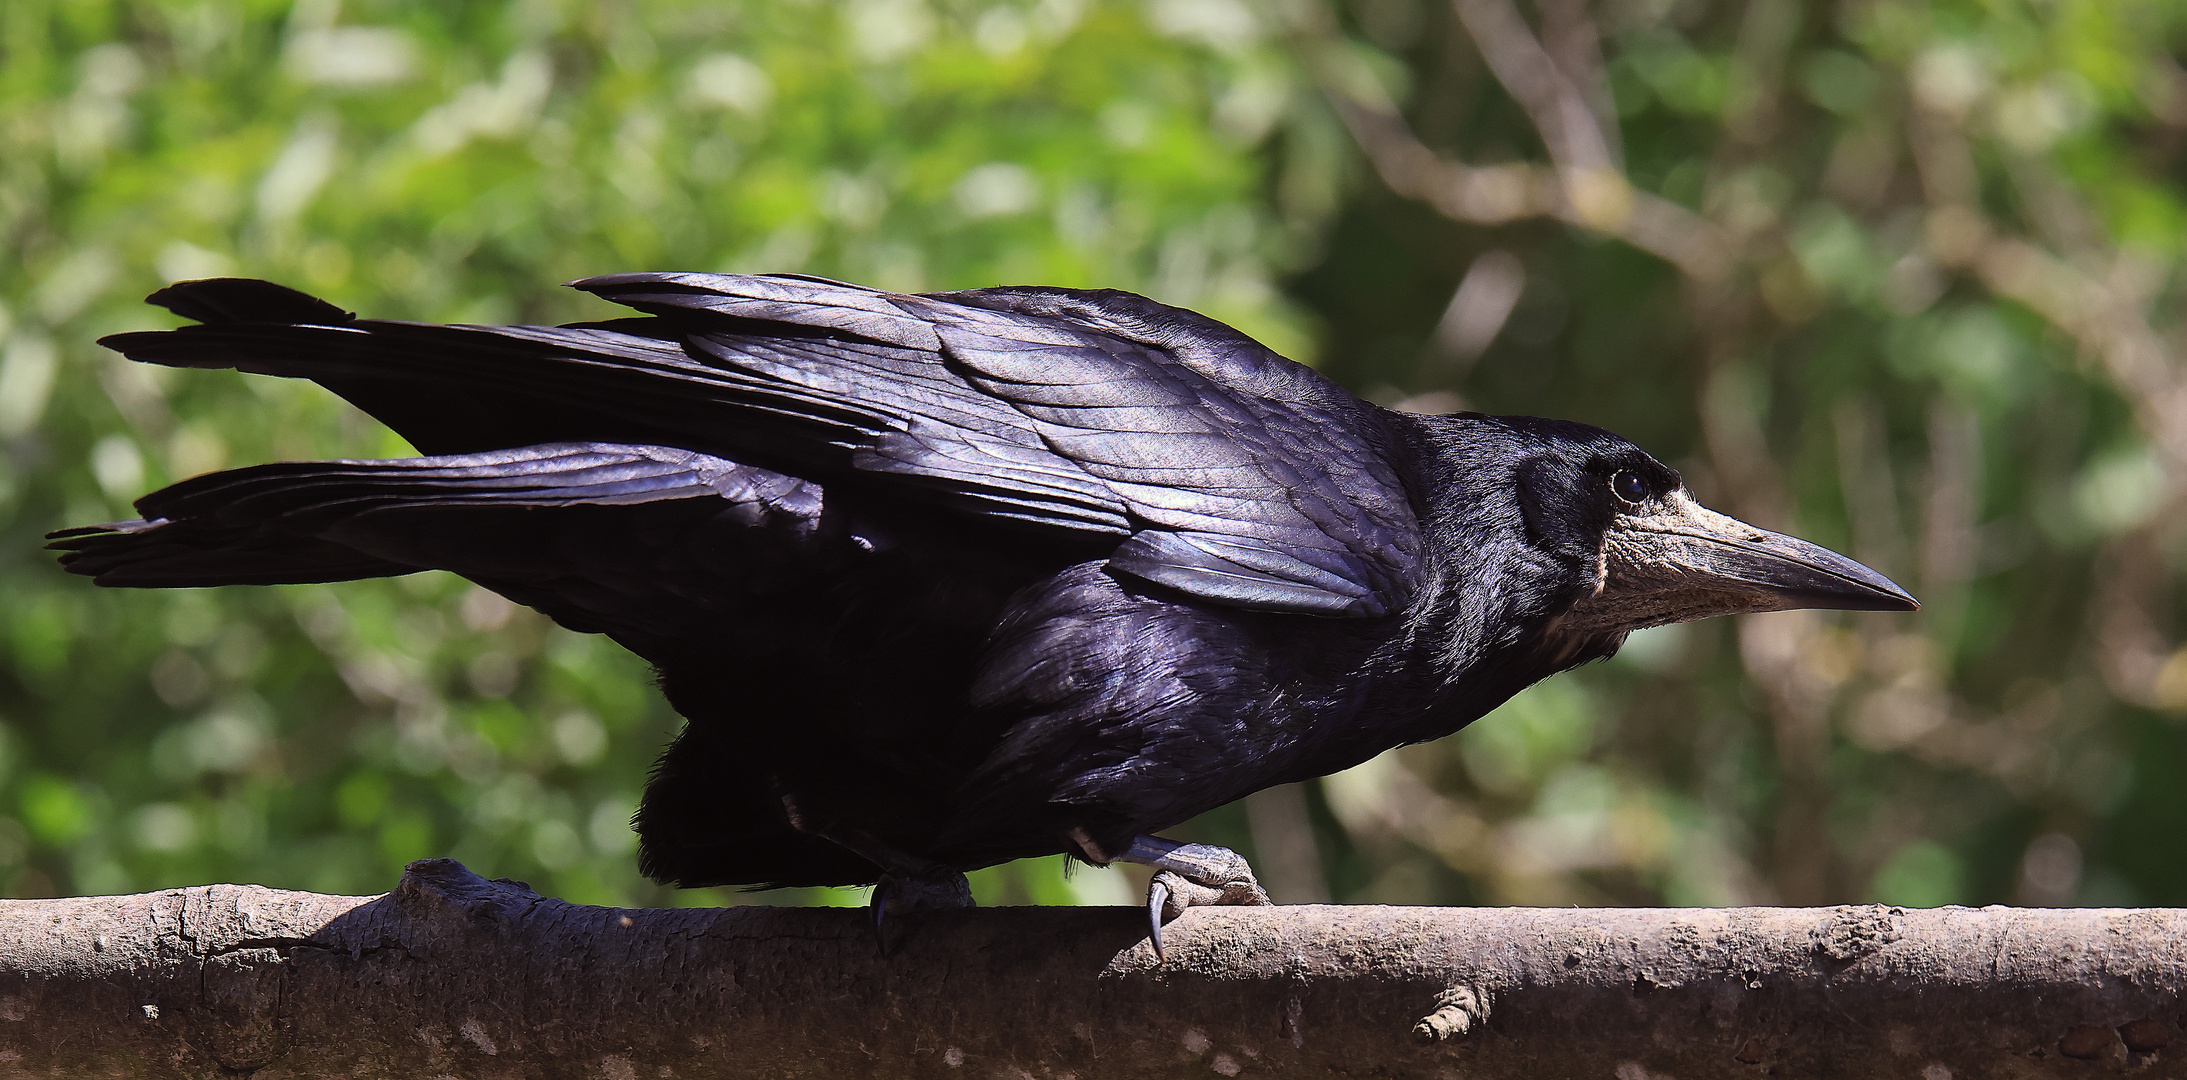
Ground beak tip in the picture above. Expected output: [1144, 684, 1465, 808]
[1827, 574, 1920, 614]
[1872, 577, 1921, 613]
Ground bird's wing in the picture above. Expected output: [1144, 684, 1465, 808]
[579, 274, 1423, 616]
[103, 274, 1423, 616]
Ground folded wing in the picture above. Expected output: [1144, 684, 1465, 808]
[96, 274, 1423, 616]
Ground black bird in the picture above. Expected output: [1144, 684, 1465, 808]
[52, 274, 1915, 949]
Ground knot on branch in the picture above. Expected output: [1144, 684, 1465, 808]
[1811, 905, 1905, 971]
[1412, 985, 1488, 1042]
[393, 858, 545, 932]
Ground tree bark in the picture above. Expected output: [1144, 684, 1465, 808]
[0, 859, 2180, 1078]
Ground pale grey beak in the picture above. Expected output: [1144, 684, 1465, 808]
[1566, 491, 1917, 633]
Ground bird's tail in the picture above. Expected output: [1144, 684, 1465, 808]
[47, 442, 755, 588]
[46, 516, 406, 588]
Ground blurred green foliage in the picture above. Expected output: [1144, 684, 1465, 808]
[1301, 0, 2187, 910]
[6, 0, 2187, 913]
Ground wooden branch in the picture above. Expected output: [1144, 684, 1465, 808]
[1, 859, 2181, 1077]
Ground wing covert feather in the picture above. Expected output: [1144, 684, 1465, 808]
[575, 274, 1423, 615]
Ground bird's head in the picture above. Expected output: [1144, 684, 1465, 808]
[1419, 415, 1916, 664]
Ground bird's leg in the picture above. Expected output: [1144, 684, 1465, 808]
[1072, 830, 1272, 958]
[868, 864, 974, 954]
[781, 794, 971, 951]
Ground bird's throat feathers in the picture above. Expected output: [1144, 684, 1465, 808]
[1387, 414, 1621, 722]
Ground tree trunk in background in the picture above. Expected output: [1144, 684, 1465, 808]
[0, 860, 2180, 1078]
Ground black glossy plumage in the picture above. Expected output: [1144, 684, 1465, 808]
[52, 274, 1838, 890]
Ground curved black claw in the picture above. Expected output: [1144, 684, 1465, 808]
[1133, 841, 1273, 960]
[871, 870, 974, 954]
[1148, 876, 1171, 959]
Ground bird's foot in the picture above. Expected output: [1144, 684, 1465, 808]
[780, 792, 973, 953]
[1120, 837, 1271, 959]
[870, 870, 973, 954]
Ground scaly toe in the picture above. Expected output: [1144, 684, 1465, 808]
[1144, 867, 1269, 959]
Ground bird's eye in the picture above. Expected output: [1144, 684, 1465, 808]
[1612, 470, 1648, 504]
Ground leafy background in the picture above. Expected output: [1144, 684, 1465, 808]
[2, 0, 2184, 912]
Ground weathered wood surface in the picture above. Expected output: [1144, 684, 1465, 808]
[0, 858, 2178, 1078]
